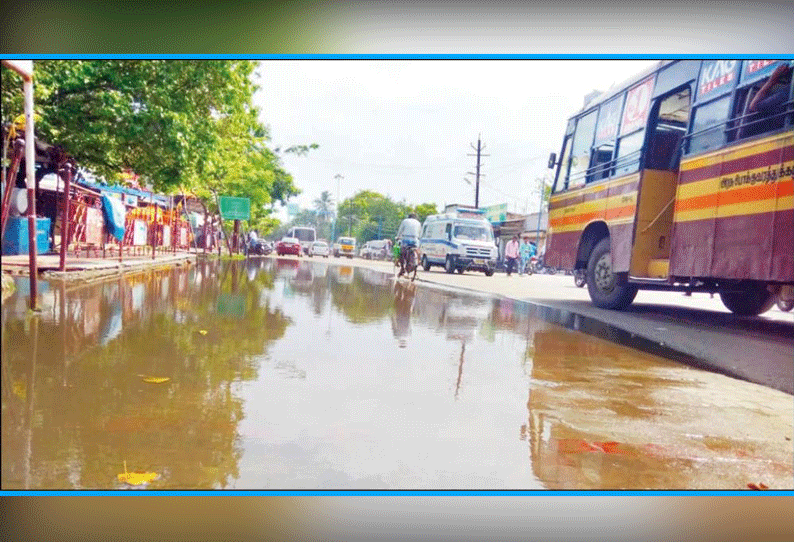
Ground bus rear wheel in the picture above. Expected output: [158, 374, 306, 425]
[586, 238, 637, 310]
[719, 283, 775, 316]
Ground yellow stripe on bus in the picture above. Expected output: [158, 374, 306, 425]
[674, 194, 793, 223]
[680, 132, 793, 172]
[549, 174, 639, 206]
[549, 191, 637, 220]
[676, 160, 794, 200]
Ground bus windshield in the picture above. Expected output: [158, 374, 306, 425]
[453, 224, 493, 242]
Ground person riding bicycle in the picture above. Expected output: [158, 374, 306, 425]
[395, 212, 421, 277]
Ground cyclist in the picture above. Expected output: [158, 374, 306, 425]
[395, 212, 421, 277]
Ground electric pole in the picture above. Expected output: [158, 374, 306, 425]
[467, 134, 489, 208]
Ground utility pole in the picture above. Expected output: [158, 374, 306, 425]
[467, 134, 489, 208]
[332, 174, 343, 242]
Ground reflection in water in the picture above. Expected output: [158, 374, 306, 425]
[2, 259, 792, 489]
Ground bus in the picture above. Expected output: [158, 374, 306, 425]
[545, 59, 793, 315]
[286, 226, 316, 255]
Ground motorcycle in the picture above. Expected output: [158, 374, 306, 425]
[247, 238, 270, 256]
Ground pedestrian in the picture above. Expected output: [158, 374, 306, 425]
[504, 235, 519, 276]
[519, 237, 532, 276]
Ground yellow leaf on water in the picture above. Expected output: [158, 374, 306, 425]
[141, 376, 170, 384]
[118, 461, 159, 486]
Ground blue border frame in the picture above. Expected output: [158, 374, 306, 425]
[2, 53, 790, 497]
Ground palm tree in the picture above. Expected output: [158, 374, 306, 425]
[314, 191, 334, 224]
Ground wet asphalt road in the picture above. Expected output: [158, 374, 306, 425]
[304, 255, 794, 395]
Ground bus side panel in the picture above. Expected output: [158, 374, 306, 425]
[671, 132, 793, 281]
[605, 176, 639, 273]
[546, 191, 584, 268]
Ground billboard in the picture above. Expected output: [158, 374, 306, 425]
[483, 203, 508, 223]
[219, 196, 251, 220]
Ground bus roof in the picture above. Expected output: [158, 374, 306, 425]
[574, 60, 671, 116]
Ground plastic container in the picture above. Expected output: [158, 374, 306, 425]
[2, 216, 52, 255]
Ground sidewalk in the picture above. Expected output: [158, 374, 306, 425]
[1, 251, 197, 281]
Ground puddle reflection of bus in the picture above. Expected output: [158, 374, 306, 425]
[524, 326, 792, 489]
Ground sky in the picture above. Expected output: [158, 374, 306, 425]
[253, 60, 657, 220]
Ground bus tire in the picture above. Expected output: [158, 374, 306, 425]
[445, 256, 456, 274]
[719, 283, 775, 316]
[586, 238, 638, 310]
[421, 255, 431, 271]
[484, 267, 494, 277]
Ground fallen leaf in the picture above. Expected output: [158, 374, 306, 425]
[747, 483, 769, 490]
[118, 461, 159, 486]
[140, 376, 170, 384]
[198, 330, 208, 335]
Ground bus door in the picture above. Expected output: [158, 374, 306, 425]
[630, 85, 692, 279]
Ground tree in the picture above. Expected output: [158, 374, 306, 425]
[313, 191, 334, 223]
[1, 60, 312, 235]
[413, 202, 438, 223]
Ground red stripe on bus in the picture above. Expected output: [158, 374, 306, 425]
[679, 145, 794, 185]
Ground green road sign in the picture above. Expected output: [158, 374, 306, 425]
[219, 196, 251, 220]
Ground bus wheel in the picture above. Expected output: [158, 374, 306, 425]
[719, 283, 775, 316]
[586, 238, 637, 310]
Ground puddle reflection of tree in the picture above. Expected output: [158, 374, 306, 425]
[1, 262, 290, 489]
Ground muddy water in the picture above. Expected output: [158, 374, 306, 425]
[2, 258, 791, 490]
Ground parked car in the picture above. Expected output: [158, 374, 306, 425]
[333, 236, 356, 258]
[310, 241, 330, 258]
[360, 239, 390, 260]
[276, 236, 302, 256]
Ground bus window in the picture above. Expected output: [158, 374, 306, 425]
[553, 135, 572, 193]
[587, 143, 615, 182]
[733, 61, 792, 140]
[614, 130, 644, 177]
[567, 110, 597, 190]
[688, 95, 732, 155]
[586, 95, 623, 183]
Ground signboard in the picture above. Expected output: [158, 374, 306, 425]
[697, 60, 739, 101]
[124, 194, 138, 207]
[483, 203, 508, 223]
[219, 196, 250, 220]
[132, 219, 147, 246]
[85, 207, 103, 245]
[620, 76, 655, 136]
[162, 225, 171, 247]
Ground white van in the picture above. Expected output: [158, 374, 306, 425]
[419, 213, 498, 276]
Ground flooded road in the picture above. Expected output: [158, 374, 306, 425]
[2, 258, 792, 490]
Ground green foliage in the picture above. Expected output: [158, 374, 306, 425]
[1, 60, 314, 236]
